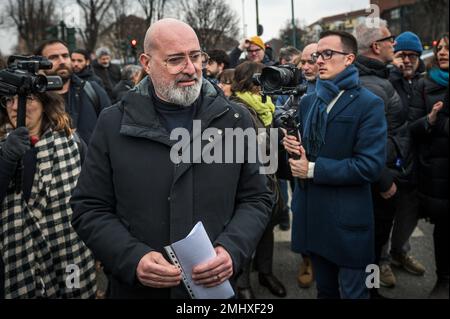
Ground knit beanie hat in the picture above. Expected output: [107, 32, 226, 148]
[394, 32, 423, 54]
[247, 36, 266, 51]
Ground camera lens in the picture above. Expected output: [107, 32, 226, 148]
[260, 67, 295, 91]
[32, 75, 48, 93]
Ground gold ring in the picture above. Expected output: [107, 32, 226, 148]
[216, 274, 220, 281]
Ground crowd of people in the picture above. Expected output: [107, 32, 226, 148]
[0, 17, 448, 300]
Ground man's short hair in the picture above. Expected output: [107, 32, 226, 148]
[353, 19, 388, 53]
[279, 46, 301, 63]
[72, 48, 92, 62]
[96, 47, 111, 59]
[320, 30, 358, 55]
[121, 65, 142, 81]
[34, 39, 69, 56]
[206, 49, 230, 69]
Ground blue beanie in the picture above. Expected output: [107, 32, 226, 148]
[395, 32, 423, 54]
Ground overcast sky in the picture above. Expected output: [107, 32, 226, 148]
[0, 0, 370, 55]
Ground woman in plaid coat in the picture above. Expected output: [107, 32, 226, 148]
[0, 91, 96, 299]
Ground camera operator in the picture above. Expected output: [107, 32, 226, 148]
[0, 87, 96, 298]
[34, 40, 111, 144]
[283, 31, 387, 299]
[285, 42, 321, 290]
[230, 61, 286, 299]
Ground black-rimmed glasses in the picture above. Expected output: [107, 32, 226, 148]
[311, 49, 351, 61]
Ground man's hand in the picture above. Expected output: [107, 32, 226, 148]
[192, 246, 233, 288]
[289, 146, 309, 179]
[393, 53, 405, 71]
[238, 38, 251, 51]
[427, 101, 444, 126]
[282, 131, 301, 156]
[380, 182, 398, 200]
[136, 251, 182, 288]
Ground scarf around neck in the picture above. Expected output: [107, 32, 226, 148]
[303, 64, 360, 159]
[429, 67, 449, 87]
[235, 91, 275, 127]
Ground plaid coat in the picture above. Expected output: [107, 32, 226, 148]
[0, 128, 96, 299]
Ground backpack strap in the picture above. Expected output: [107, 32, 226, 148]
[83, 81, 101, 116]
[73, 132, 88, 165]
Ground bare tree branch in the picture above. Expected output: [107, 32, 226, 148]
[138, 0, 170, 25]
[180, 0, 239, 51]
[76, 0, 114, 52]
[7, 0, 57, 53]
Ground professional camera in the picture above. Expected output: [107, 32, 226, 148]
[0, 55, 63, 127]
[254, 64, 308, 97]
[0, 55, 63, 97]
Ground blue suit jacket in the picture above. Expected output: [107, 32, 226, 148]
[291, 84, 387, 268]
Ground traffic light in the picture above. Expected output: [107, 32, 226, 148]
[46, 26, 59, 39]
[130, 39, 138, 63]
[130, 39, 138, 54]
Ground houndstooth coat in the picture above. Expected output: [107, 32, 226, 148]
[0, 128, 97, 299]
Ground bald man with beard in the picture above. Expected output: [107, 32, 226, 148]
[71, 18, 272, 299]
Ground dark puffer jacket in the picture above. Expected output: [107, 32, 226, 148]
[356, 55, 413, 191]
[409, 76, 448, 220]
[389, 60, 426, 112]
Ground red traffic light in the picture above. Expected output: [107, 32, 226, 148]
[131, 39, 138, 47]
[432, 40, 438, 47]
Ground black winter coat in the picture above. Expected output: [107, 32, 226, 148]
[66, 74, 111, 143]
[389, 60, 426, 112]
[409, 76, 448, 220]
[75, 65, 105, 88]
[92, 60, 121, 100]
[70, 78, 273, 299]
[356, 56, 413, 190]
[112, 80, 134, 104]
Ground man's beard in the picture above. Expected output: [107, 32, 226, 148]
[47, 65, 73, 84]
[153, 74, 203, 107]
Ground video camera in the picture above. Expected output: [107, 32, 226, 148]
[0, 55, 63, 194]
[0, 55, 63, 127]
[254, 64, 309, 160]
[254, 64, 308, 97]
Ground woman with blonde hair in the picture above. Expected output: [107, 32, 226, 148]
[0, 91, 96, 299]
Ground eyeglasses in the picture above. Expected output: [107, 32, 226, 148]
[162, 51, 209, 75]
[247, 48, 263, 54]
[0, 95, 37, 109]
[374, 35, 396, 44]
[397, 53, 420, 61]
[311, 49, 351, 61]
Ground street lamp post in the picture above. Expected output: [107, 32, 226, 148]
[292, 0, 297, 48]
[256, 0, 260, 34]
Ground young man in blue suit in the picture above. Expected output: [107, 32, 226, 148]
[283, 30, 387, 299]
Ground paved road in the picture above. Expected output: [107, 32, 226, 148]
[96, 217, 440, 300]
[250, 218, 439, 299]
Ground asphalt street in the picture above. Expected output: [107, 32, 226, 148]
[251, 218, 439, 299]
